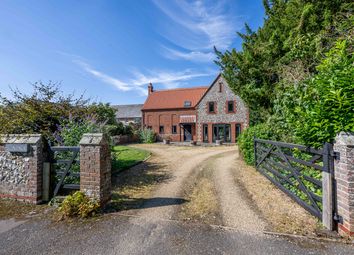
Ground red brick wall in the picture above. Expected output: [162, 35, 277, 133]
[334, 132, 354, 236]
[142, 109, 197, 142]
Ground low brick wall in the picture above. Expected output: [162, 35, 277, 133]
[0, 134, 45, 204]
[112, 134, 139, 145]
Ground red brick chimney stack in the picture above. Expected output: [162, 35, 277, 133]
[148, 83, 153, 95]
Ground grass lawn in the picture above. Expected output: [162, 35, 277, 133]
[112, 145, 150, 173]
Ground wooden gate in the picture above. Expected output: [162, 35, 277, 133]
[49, 146, 80, 197]
[254, 138, 337, 228]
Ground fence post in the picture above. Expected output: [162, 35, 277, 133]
[333, 132, 354, 236]
[42, 162, 51, 202]
[79, 133, 111, 206]
[254, 136, 257, 167]
[322, 142, 334, 230]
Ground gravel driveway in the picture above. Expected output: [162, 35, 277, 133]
[1, 144, 353, 255]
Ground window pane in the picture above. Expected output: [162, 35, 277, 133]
[203, 125, 208, 142]
[218, 126, 224, 141]
[225, 125, 231, 142]
[228, 101, 234, 112]
[159, 126, 164, 134]
[209, 102, 214, 112]
[213, 126, 217, 142]
[236, 124, 241, 141]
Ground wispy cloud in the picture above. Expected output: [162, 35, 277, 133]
[74, 59, 213, 96]
[161, 47, 215, 62]
[153, 0, 241, 62]
[75, 60, 132, 92]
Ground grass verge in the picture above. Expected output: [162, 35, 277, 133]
[112, 145, 150, 173]
[0, 199, 48, 220]
[178, 162, 221, 225]
[233, 152, 323, 236]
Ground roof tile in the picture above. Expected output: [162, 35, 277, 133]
[142, 87, 208, 110]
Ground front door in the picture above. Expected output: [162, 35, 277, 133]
[183, 124, 192, 141]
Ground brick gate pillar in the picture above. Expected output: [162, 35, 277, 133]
[334, 132, 354, 236]
[79, 133, 111, 206]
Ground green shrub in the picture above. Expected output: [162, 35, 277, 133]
[290, 40, 354, 148]
[237, 123, 279, 165]
[139, 128, 156, 143]
[59, 191, 100, 218]
[54, 118, 98, 146]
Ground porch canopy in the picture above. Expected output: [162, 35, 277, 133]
[180, 115, 196, 123]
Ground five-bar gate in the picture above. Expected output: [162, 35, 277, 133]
[49, 146, 80, 197]
[254, 138, 337, 230]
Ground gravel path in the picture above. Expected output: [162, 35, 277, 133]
[113, 145, 235, 254]
[120, 145, 234, 220]
[213, 150, 266, 232]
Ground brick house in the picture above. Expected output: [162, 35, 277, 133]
[141, 74, 249, 143]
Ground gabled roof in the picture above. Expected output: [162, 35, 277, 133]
[195, 73, 222, 107]
[142, 87, 208, 110]
[112, 104, 143, 118]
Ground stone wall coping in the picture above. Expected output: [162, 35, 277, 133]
[79, 133, 105, 145]
[335, 132, 354, 147]
[0, 134, 42, 144]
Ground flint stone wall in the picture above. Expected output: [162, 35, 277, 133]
[0, 134, 45, 203]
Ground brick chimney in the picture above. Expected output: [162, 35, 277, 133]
[148, 82, 153, 95]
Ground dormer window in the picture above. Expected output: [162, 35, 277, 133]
[184, 101, 191, 108]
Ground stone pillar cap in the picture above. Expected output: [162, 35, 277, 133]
[79, 133, 106, 145]
[0, 134, 42, 144]
[335, 132, 354, 146]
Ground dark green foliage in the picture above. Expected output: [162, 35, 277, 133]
[88, 103, 117, 125]
[290, 41, 354, 147]
[217, 0, 353, 157]
[54, 118, 98, 146]
[0, 82, 90, 140]
[0, 82, 129, 145]
[216, 0, 354, 125]
[237, 123, 280, 165]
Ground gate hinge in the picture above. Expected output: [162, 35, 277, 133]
[333, 213, 343, 224]
[331, 151, 340, 160]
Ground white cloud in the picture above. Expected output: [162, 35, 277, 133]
[74, 59, 213, 96]
[75, 60, 131, 92]
[153, 0, 240, 61]
[129, 68, 211, 87]
[162, 47, 215, 62]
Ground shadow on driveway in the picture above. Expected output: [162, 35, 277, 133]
[106, 194, 188, 213]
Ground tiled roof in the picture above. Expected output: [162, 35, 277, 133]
[142, 87, 208, 110]
[112, 104, 143, 118]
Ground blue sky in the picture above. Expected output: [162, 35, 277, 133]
[0, 0, 265, 104]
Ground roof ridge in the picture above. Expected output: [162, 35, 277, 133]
[112, 104, 143, 107]
[153, 86, 209, 92]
